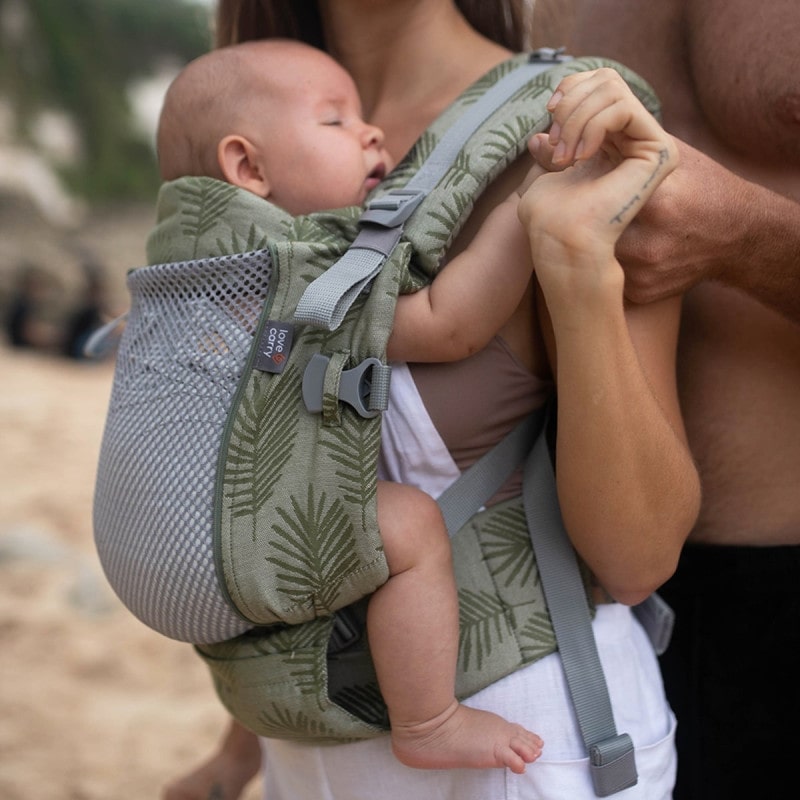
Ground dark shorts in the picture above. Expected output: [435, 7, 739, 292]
[658, 542, 800, 800]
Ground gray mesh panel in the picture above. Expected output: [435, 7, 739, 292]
[94, 250, 273, 643]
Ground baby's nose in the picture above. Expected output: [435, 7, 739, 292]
[363, 122, 385, 149]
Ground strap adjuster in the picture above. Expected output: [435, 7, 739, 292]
[361, 189, 426, 227]
[529, 47, 570, 64]
[589, 733, 638, 797]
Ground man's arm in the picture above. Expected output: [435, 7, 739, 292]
[617, 138, 800, 321]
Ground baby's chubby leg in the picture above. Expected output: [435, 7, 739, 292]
[369, 481, 543, 773]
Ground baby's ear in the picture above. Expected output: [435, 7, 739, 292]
[218, 135, 271, 198]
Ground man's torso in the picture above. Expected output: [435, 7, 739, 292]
[558, 0, 800, 545]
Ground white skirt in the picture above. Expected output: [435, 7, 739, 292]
[258, 365, 677, 799]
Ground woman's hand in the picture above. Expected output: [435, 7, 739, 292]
[518, 68, 678, 271]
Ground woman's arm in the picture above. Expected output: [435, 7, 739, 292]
[536, 275, 699, 605]
[520, 69, 701, 605]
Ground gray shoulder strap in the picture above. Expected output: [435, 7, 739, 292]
[435, 410, 544, 534]
[293, 52, 568, 331]
[522, 426, 638, 797]
[441, 410, 644, 796]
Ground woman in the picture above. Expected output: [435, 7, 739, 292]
[164, 1, 700, 797]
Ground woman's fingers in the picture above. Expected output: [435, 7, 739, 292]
[520, 68, 679, 253]
[527, 133, 568, 172]
[546, 68, 664, 166]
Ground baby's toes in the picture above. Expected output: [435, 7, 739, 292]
[512, 729, 544, 764]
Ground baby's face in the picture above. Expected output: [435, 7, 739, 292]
[253, 50, 393, 215]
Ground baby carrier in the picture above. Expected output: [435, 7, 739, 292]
[93, 51, 668, 796]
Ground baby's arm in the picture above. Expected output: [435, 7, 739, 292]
[386, 191, 533, 363]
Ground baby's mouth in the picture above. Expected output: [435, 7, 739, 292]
[365, 163, 387, 190]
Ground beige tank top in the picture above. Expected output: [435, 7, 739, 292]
[409, 336, 552, 503]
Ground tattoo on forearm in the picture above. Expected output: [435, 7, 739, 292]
[609, 147, 671, 225]
[207, 785, 224, 800]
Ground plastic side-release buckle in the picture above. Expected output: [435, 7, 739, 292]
[589, 733, 638, 797]
[529, 46, 570, 64]
[302, 353, 391, 420]
[632, 592, 675, 656]
[360, 189, 426, 227]
[327, 606, 364, 655]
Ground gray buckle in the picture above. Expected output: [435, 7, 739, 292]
[529, 47, 569, 64]
[302, 353, 391, 419]
[632, 592, 675, 656]
[589, 733, 638, 797]
[360, 189, 426, 227]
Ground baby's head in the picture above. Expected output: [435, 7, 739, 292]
[157, 39, 392, 215]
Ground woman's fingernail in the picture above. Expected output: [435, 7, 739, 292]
[554, 141, 567, 163]
[547, 90, 563, 111]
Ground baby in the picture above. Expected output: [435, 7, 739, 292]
[157, 39, 541, 772]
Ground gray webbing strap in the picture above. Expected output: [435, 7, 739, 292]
[522, 426, 638, 796]
[294, 54, 565, 331]
[435, 410, 544, 536]
[435, 407, 638, 794]
[293, 225, 406, 330]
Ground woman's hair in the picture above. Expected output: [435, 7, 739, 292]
[215, 0, 529, 52]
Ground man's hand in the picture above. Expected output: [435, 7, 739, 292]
[614, 138, 741, 303]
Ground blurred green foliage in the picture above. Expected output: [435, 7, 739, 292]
[0, 0, 213, 203]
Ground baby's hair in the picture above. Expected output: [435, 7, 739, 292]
[157, 40, 304, 181]
[157, 48, 237, 180]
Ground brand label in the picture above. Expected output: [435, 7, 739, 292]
[253, 320, 294, 373]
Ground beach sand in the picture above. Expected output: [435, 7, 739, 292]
[0, 202, 263, 798]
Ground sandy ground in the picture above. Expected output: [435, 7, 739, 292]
[0, 204, 263, 799]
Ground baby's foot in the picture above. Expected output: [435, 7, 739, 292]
[390, 700, 543, 773]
